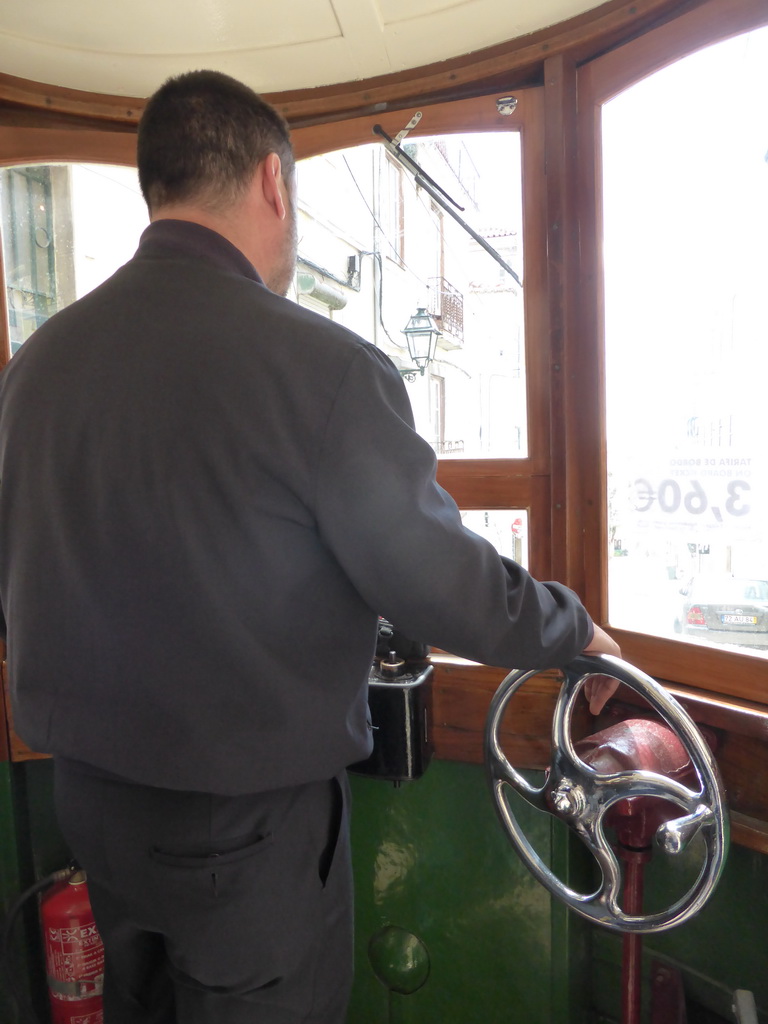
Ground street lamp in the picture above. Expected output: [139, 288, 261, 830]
[400, 307, 441, 381]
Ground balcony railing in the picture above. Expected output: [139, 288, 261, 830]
[429, 277, 463, 349]
[431, 439, 465, 455]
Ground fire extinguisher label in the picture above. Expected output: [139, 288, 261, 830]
[70, 1014, 103, 1024]
[46, 922, 105, 996]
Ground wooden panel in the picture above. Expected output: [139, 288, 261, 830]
[291, 90, 531, 163]
[0, 104, 137, 133]
[573, 47, 608, 627]
[543, 53, 589, 596]
[543, 53, 570, 587]
[731, 813, 768, 856]
[0, 71, 143, 124]
[518, 86, 551, 478]
[580, 0, 768, 107]
[432, 658, 563, 767]
[650, 683, 768, 741]
[0, 127, 137, 166]
[1, 667, 48, 763]
[610, 629, 768, 706]
[716, 735, 768, 822]
[435, 463, 537, 508]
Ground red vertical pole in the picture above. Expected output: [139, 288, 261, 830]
[620, 851, 648, 1024]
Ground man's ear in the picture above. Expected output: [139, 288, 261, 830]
[261, 152, 287, 221]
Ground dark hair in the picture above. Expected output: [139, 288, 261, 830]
[137, 70, 294, 213]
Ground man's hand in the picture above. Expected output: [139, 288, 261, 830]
[582, 624, 622, 715]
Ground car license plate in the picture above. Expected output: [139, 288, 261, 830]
[721, 614, 757, 625]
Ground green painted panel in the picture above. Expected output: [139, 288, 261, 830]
[549, 825, 594, 1024]
[0, 760, 69, 1024]
[0, 761, 23, 1024]
[5, 756, 767, 1024]
[17, 759, 69, 878]
[347, 761, 561, 1024]
[590, 840, 768, 1022]
[0, 762, 21, 908]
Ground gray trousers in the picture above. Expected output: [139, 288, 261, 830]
[53, 759, 353, 1024]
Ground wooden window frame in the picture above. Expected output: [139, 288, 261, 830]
[292, 90, 554, 584]
[574, 0, 768, 704]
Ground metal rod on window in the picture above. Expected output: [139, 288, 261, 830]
[372, 123, 523, 289]
[374, 121, 464, 210]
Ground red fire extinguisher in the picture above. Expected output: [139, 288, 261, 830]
[40, 869, 104, 1024]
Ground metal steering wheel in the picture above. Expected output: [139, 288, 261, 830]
[485, 654, 729, 933]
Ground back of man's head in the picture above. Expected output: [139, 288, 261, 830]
[137, 70, 295, 215]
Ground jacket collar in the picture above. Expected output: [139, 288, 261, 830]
[136, 220, 263, 285]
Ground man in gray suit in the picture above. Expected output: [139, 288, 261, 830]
[0, 71, 619, 1022]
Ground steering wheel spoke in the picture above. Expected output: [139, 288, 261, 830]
[594, 767, 701, 813]
[485, 655, 729, 934]
[488, 743, 551, 813]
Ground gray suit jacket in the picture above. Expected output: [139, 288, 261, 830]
[0, 221, 592, 794]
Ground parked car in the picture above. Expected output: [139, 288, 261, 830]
[674, 575, 768, 649]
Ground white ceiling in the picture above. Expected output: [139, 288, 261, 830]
[0, 0, 604, 98]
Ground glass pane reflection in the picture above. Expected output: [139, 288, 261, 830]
[603, 26, 768, 656]
[1, 164, 147, 354]
[296, 132, 526, 459]
[460, 510, 528, 569]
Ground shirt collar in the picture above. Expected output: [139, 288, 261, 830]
[136, 220, 264, 285]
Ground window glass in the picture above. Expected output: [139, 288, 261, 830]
[460, 510, 528, 569]
[0, 164, 147, 353]
[295, 133, 526, 458]
[603, 25, 768, 656]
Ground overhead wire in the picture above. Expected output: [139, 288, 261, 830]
[340, 153, 434, 353]
[320, 141, 524, 376]
[341, 154, 433, 291]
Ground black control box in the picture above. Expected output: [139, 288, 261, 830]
[350, 620, 433, 782]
